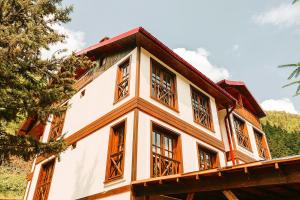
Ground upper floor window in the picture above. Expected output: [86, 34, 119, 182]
[151, 124, 181, 177]
[254, 129, 268, 159]
[233, 116, 251, 151]
[48, 111, 66, 141]
[151, 59, 178, 110]
[105, 121, 126, 182]
[197, 145, 218, 170]
[115, 59, 130, 102]
[33, 159, 55, 200]
[191, 86, 213, 130]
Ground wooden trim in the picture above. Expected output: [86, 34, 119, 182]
[196, 143, 220, 170]
[131, 109, 139, 181]
[135, 47, 141, 97]
[104, 119, 127, 183]
[232, 114, 253, 152]
[77, 185, 131, 200]
[190, 85, 214, 132]
[33, 158, 56, 200]
[150, 121, 183, 178]
[137, 98, 224, 151]
[36, 97, 224, 165]
[26, 172, 33, 181]
[225, 150, 255, 163]
[150, 58, 179, 113]
[114, 56, 131, 104]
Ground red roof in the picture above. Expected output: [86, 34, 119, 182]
[217, 79, 266, 118]
[76, 27, 236, 108]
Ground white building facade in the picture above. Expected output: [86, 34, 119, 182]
[22, 28, 270, 200]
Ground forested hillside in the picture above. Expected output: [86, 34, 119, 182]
[261, 111, 300, 158]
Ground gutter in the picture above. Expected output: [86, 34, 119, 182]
[225, 105, 236, 166]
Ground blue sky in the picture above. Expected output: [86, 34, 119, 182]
[57, 0, 300, 114]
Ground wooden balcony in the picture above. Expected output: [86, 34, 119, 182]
[152, 153, 180, 177]
[235, 106, 262, 129]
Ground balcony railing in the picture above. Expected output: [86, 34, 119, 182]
[193, 106, 212, 129]
[117, 76, 129, 99]
[107, 151, 124, 180]
[236, 130, 251, 151]
[152, 153, 180, 177]
[152, 82, 176, 108]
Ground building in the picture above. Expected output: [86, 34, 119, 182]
[22, 27, 280, 200]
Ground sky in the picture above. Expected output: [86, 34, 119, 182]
[54, 0, 300, 114]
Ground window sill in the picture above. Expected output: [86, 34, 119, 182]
[193, 120, 215, 133]
[113, 93, 130, 105]
[150, 96, 179, 113]
[103, 177, 125, 187]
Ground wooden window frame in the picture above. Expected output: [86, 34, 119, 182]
[33, 159, 56, 200]
[253, 128, 269, 159]
[233, 115, 252, 152]
[197, 144, 219, 170]
[104, 119, 127, 183]
[150, 121, 183, 178]
[47, 111, 66, 142]
[114, 57, 131, 104]
[190, 86, 214, 131]
[150, 58, 178, 112]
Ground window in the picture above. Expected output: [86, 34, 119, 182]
[33, 159, 55, 200]
[105, 121, 126, 182]
[151, 59, 177, 109]
[254, 129, 268, 159]
[191, 86, 213, 130]
[233, 116, 251, 151]
[151, 124, 181, 177]
[197, 145, 218, 170]
[115, 59, 130, 102]
[48, 111, 66, 141]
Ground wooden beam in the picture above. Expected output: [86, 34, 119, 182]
[222, 190, 238, 200]
[186, 193, 195, 200]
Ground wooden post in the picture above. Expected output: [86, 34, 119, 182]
[186, 193, 195, 200]
[222, 190, 239, 200]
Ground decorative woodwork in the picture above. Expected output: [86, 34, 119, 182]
[151, 124, 181, 177]
[151, 59, 178, 110]
[233, 116, 251, 151]
[197, 145, 218, 170]
[48, 111, 66, 141]
[33, 159, 55, 200]
[190, 86, 213, 130]
[115, 58, 130, 102]
[105, 121, 126, 182]
[253, 129, 268, 159]
[234, 107, 261, 129]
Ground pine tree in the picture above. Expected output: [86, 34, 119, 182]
[0, 0, 94, 164]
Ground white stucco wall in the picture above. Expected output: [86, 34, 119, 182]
[139, 48, 222, 143]
[136, 112, 226, 181]
[26, 112, 134, 200]
[58, 48, 136, 139]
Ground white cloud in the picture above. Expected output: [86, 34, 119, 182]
[173, 48, 230, 82]
[260, 98, 298, 114]
[41, 24, 86, 59]
[232, 44, 239, 51]
[253, 3, 300, 27]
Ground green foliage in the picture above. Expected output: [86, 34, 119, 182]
[262, 111, 300, 158]
[279, 63, 300, 96]
[0, 157, 31, 199]
[0, 0, 94, 163]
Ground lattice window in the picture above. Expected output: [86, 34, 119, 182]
[198, 145, 217, 170]
[254, 129, 268, 159]
[151, 125, 181, 177]
[233, 116, 251, 151]
[115, 59, 130, 101]
[105, 121, 126, 181]
[48, 111, 66, 141]
[33, 159, 55, 200]
[151, 59, 177, 109]
[191, 87, 213, 130]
